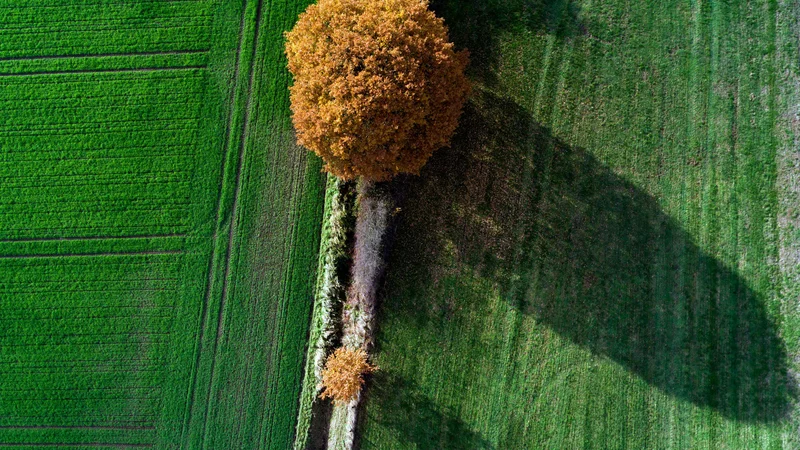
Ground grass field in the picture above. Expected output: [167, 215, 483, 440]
[359, 0, 800, 448]
[0, 1, 323, 448]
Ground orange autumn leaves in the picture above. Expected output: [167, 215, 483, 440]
[319, 347, 376, 404]
[285, 0, 470, 181]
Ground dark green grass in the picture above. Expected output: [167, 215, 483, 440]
[360, 0, 800, 448]
[0, 1, 323, 448]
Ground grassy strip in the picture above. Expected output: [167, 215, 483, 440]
[328, 397, 358, 450]
[341, 181, 394, 351]
[294, 175, 356, 450]
[776, 0, 800, 360]
[328, 180, 395, 450]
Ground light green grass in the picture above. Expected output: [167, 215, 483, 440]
[0, 1, 322, 448]
[294, 175, 356, 450]
[359, 0, 800, 448]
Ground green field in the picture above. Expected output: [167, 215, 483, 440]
[360, 0, 800, 448]
[0, 1, 323, 448]
[5, 0, 800, 448]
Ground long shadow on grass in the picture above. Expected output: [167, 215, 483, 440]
[376, 88, 796, 427]
[357, 371, 494, 449]
[430, 0, 589, 86]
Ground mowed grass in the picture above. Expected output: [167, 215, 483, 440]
[0, 1, 322, 448]
[360, 0, 800, 448]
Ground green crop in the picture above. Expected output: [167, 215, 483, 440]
[360, 0, 800, 448]
[0, 1, 323, 448]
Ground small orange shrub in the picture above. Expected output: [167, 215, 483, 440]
[285, 0, 470, 181]
[319, 347, 377, 404]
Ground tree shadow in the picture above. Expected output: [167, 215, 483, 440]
[357, 371, 495, 450]
[382, 88, 797, 425]
[430, 0, 589, 86]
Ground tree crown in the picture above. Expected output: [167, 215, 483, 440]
[319, 347, 376, 404]
[285, 0, 470, 181]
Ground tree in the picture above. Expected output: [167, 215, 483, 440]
[285, 0, 470, 181]
[319, 347, 377, 404]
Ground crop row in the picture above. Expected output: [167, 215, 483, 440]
[0, 154, 192, 173]
[0, 1, 212, 58]
[0, 298, 176, 313]
[0, 71, 204, 97]
[0, 33, 211, 60]
[0, 243, 181, 429]
[0, 226, 187, 241]
[1, 131, 198, 154]
[0, 208, 188, 236]
[0, 59, 199, 243]
[0, 397, 159, 423]
[1, 340, 171, 362]
[2, 102, 201, 125]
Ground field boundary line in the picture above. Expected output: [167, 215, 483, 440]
[0, 250, 182, 259]
[0, 50, 209, 63]
[0, 444, 153, 448]
[0, 0, 200, 9]
[0, 43, 209, 59]
[0, 426, 154, 431]
[0, 234, 186, 243]
[0, 67, 205, 77]
[0, 332, 170, 338]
